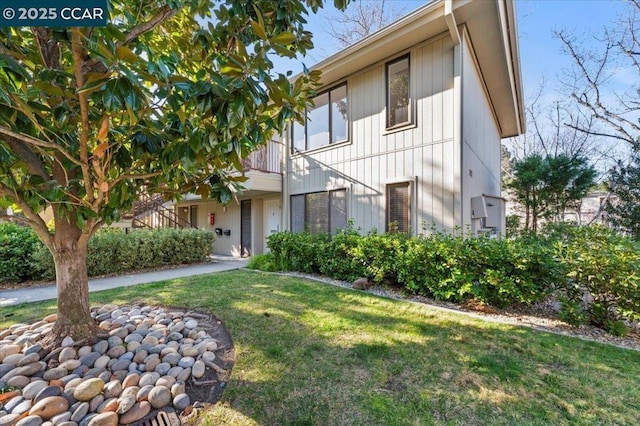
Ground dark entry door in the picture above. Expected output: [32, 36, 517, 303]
[241, 200, 252, 257]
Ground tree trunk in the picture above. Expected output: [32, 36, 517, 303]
[42, 240, 101, 348]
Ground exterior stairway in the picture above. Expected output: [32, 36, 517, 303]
[122, 193, 195, 229]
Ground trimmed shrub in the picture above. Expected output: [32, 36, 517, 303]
[553, 225, 640, 335]
[0, 223, 42, 282]
[1, 226, 215, 283]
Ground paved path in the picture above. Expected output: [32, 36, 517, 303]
[0, 256, 249, 307]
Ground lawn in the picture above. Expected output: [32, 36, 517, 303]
[2, 270, 640, 425]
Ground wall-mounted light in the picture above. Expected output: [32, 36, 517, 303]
[182, 207, 189, 212]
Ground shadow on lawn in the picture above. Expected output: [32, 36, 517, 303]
[56, 271, 640, 425]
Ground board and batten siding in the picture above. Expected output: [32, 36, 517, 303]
[460, 32, 503, 231]
[285, 34, 459, 234]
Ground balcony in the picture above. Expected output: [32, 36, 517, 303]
[240, 140, 282, 193]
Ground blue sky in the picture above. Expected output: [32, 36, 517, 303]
[274, 0, 628, 101]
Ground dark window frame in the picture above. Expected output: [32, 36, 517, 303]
[385, 54, 412, 129]
[291, 83, 349, 154]
[386, 181, 411, 233]
[290, 189, 348, 234]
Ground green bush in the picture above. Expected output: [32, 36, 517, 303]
[247, 253, 279, 272]
[0, 223, 42, 282]
[265, 225, 640, 336]
[554, 225, 640, 335]
[350, 231, 409, 284]
[2, 227, 215, 282]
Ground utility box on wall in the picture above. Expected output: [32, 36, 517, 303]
[470, 195, 505, 236]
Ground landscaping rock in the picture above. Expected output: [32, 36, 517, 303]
[29, 396, 69, 419]
[352, 277, 373, 290]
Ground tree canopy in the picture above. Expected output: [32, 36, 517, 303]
[0, 0, 347, 343]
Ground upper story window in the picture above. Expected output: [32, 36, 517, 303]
[292, 84, 348, 153]
[386, 55, 411, 129]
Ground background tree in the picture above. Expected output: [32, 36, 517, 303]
[326, 0, 402, 48]
[507, 154, 597, 232]
[606, 153, 640, 239]
[557, 0, 640, 151]
[0, 0, 347, 346]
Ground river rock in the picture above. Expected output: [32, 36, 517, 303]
[173, 393, 190, 411]
[18, 353, 40, 366]
[58, 347, 77, 363]
[136, 385, 153, 402]
[50, 411, 72, 425]
[89, 394, 104, 413]
[23, 381, 49, 400]
[73, 378, 104, 402]
[0, 414, 21, 426]
[192, 360, 205, 379]
[87, 412, 118, 426]
[43, 367, 67, 381]
[147, 386, 171, 409]
[70, 401, 89, 423]
[121, 374, 139, 389]
[177, 357, 195, 369]
[29, 396, 69, 420]
[2, 353, 25, 366]
[78, 353, 101, 369]
[59, 360, 81, 371]
[171, 382, 185, 398]
[138, 372, 159, 388]
[115, 395, 136, 414]
[155, 376, 175, 389]
[15, 415, 43, 426]
[118, 401, 150, 424]
[7, 375, 31, 388]
[106, 346, 125, 359]
[93, 356, 110, 370]
[0, 345, 20, 362]
[103, 381, 122, 399]
[34, 385, 62, 404]
[11, 398, 33, 415]
[154, 362, 171, 376]
[92, 341, 108, 355]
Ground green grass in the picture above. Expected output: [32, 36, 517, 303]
[3, 270, 640, 425]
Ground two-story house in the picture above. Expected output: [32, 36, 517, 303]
[171, 0, 524, 257]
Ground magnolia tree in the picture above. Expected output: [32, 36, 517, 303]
[0, 0, 346, 346]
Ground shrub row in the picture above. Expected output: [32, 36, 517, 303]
[0, 224, 215, 283]
[264, 228, 559, 307]
[255, 224, 640, 336]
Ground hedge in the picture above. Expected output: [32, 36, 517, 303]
[0, 226, 215, 283]
[257, 225, 640, 335]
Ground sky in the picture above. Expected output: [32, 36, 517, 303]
[274, 0, 629, 108]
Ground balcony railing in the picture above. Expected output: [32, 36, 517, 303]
[242, 140, 282, 175]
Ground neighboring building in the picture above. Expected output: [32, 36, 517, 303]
[137, 0, 524, 256]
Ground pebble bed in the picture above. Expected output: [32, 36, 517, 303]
[0, 305, 221, 426]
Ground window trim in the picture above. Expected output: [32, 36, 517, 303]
[385, 54, 412, 130]
[291, 83, 349, 154]
[290, 188, 348, 234]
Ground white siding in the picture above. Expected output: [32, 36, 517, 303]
[285, 34, 459, 234]
[460, 33, 503, 233]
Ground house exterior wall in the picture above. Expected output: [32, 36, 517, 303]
[284, 33, 460, 235]
[460, 32, 503, 234]
[175, 193, 281, 257]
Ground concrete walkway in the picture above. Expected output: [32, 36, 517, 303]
[0, 256, 249, 307]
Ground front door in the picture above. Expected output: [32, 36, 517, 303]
[240, 200, 252, 257]
[189, 205, 198, 228]
[264, 200, 281, 252]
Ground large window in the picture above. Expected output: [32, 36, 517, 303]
[291, 189, 347, 234]
[292, 84, 348, 153]
[386, 55, 411, 128]
[386, 182, 411, 233]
